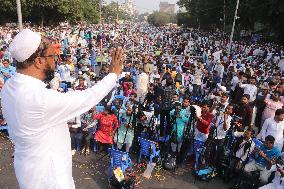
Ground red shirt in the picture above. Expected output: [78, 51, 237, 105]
[93, 113, 119, 144]
[196, 111, 213, 134]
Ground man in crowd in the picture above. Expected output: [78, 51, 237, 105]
[234, 94, 253, 130]
[1, 29, 123, 189]
[244, 135, 281, 184]
[1, 59, 15, 82]
[258, 108, 284, 151]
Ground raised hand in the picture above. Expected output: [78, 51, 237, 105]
[109, 47, 124, 76]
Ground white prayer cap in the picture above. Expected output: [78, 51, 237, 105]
[9, 29, 41, 62]
[219, 86, 227, 92]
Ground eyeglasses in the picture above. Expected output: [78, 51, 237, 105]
[41, 54, 59, 61]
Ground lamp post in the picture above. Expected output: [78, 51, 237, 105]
[16, 0, 23, 31]
[228, 0, 240, 54]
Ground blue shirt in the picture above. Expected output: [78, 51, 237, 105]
[1, 65, 16, 81]
[255, 144, 281, 167]
[170, 108, 190, 142]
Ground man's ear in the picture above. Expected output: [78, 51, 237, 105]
[33, 57, 43, 69]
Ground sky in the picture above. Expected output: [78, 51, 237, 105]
[105, 0, 179, 14]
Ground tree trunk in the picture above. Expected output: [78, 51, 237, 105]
[41, 14, 44, 27]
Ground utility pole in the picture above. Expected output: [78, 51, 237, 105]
[228, 0, 240, 54]
[16, 0, 23, 31]
[99, 0, 102, 25]
[116, 0, 119, 23]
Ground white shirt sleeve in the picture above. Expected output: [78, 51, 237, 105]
[43, 73, 117, 126]
[240, 142, 255, 161]
[258, 118, 269, 141]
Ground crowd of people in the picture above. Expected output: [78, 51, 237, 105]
[0, 22, 284, 189]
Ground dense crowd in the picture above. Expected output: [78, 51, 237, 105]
[0, 23, 284, 189]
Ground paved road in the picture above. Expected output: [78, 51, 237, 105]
[0, 132, 231, 189]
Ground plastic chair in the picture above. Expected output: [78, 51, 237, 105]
[0, 124, 8, 132]
[157, 135, 170, 143]
[188, 139, 205, 155]
[187, 140, 205, 169]
[113, 95, 126, 103]
[252, 138, 263, 148]
[60, 83, 68, 92]
[95, 105, 105, 113]
[108, 147, 133, 178]
[191, 96, 202, 103]
[138, 137, 160, 165]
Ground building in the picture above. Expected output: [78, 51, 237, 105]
[119, 0, 135, 16]
[159, 1, 175, 14]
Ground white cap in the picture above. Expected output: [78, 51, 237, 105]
[219, 86, 227, 92]
[9, 29, 41, 62]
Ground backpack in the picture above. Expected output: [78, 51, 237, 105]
[164, 153, 176, 171]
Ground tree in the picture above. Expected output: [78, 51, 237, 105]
[101, 1, 132, 24]
[177, 0, 284, 42]
[0, 0, 19, 24]
[177, 12, 191, 27]
[0, 0, 100, 26]
[148, 12, 176, 26]
[177, 0, 224, 29]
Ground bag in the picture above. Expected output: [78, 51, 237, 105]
[195, 167, 217, 182]
[109, 174, 135, 189]
[164, 153, 176, 171]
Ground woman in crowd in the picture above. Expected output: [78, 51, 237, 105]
[93, 106, 119, 151]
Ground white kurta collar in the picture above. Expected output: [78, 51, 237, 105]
[14, 72, 47, 88]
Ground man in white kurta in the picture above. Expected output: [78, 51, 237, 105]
[1, 29, 123, 189]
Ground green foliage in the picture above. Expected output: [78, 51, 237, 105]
[101, 1, 132, 24]
[178, 0, 224, 29]
[0, 0, 132, 26]
[148, 12, 177, 27]
[0, 0, 100, 25]
[0, 0, 18, 23]
[177, 12, 191, 27]
[177, 0, 284, 42]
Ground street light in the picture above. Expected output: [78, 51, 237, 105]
[228, 0, 240, 54]
[16, 0, 23, 31]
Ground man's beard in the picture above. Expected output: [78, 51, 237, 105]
[43, 64, 55, 83]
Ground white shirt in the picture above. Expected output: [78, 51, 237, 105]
[193, 69, 203, 85]
[1, 72, 117, 189]
[231, 76, 239, 91]
[241, 84, 258, 102]
[235, 139, 255, 161]
[214, 64, 224, 78]
[278, 59, 284, 72]
[270, 166, 284, 189]
[50, 74, 61, 91]
[214, 114, 232, 139]
[58, 64, 72, 82]
[258, 117, 284, 150]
